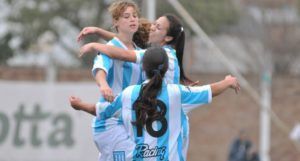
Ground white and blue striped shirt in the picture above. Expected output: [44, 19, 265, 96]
[92, 37, 143, 96]
[134, 45, 188, 158]
[97, 81, 212, 161]
[135, 45, 180, 84]
[92, 37, 143, 132]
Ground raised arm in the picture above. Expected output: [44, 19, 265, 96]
[180, 75, 240, 114]
[79, 42, 138, 62]
[210, 75, 240, 97]
[77, 27, 115, 42]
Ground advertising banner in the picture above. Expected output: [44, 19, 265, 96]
[0, 81, 99, 161]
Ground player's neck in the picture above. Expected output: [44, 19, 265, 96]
[116, 33, 134, 49]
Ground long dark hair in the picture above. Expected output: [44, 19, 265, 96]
[164, 14, 193, 84]
[132, 47, 168, 128]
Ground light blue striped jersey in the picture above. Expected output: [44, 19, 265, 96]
[135, 45, 180, 84]
[134, 45, 187, 158]
[92, 37, 143, 96]
[92, 37, 143, 132]
[96, 81, 212, 161]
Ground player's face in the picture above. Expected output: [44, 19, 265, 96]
[114, 6, 139, 34]
[148, 16, 169, 45]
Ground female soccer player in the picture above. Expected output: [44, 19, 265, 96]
[76, 1, 144, 160]
[91, 0, 142, 103]
[79, 13, 195, 85]
[71, 46, 240, 161]
[72, 13, 198, 160]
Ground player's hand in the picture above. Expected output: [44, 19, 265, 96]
[225, 75, 240, 94]
[79, 43, 96, 58]
[77, 27, 100, 42]
[99, 85, 115, 102]
[69, 96, 82, 110]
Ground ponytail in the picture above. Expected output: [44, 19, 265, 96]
[133, 72, 163, 126]
[132, 47, 168, 129]
[164, 14, 193, 84]
[175, 30, 187, 83]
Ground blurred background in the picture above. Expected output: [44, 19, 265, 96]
[0, 0, 299, 161]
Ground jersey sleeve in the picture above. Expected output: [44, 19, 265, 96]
[95, 93, 123, 120]
[134, 49, 146, 64]
[92, 53, 113, 77]
[180, 85, 212, 114]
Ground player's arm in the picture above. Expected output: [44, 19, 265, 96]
[95, 93, 123, 120]
[181, 75, 240, 114]
[210, 75, 240, 97]
[79, 42, 138, 62]
[77, 27, 115, 42]
[93, 27, 115, 41]
[69, 96, 96, 116]
[94, 69, 114, 102]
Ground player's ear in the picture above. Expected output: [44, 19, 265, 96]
[112, 19, 118, 31]
[164, 36, 173, 43]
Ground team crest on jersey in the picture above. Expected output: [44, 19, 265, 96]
[113, 151, 125, 161]
[135, 144, 166, 160]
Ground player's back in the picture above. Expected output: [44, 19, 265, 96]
[121, 83, 182, 161]
[121, 83, 212, 161]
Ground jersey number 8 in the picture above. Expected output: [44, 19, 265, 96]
[136, 100, 168, 138]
